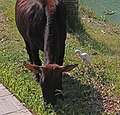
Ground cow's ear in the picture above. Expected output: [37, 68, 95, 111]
[24, 63, 43, 73]
[61, 64, 78, 72]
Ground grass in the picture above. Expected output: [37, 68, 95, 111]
[0, 0, 120, 114]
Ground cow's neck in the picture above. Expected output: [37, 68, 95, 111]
[44, 8, 59, 65]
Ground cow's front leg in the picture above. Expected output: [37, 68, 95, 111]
[31, 48, 42, 82]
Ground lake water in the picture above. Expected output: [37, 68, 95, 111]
[80, 0, 120, 24]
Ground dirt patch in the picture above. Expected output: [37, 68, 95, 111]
[103, 95, 120, 114]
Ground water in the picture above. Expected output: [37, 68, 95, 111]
[80, 0, 120, 24]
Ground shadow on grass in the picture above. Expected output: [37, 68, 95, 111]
[55, 74, 104, 115]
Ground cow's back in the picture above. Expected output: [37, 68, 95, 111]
[15, 0, 46, 50]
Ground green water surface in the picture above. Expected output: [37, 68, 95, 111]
[81, 0, 120, 24]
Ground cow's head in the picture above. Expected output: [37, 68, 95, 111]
[24, 63, 78, 106]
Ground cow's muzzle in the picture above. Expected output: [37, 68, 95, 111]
[55, 89, 64, 101]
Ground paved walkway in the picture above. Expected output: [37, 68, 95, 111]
[0, 84, 32, 115]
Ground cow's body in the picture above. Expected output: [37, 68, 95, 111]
[15, 0, 78, 107]
[15, 0, 66, 66]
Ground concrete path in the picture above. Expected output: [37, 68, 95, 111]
[0, 84, 32, 115]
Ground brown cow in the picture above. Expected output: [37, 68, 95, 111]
[15, 0, 78, 106]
